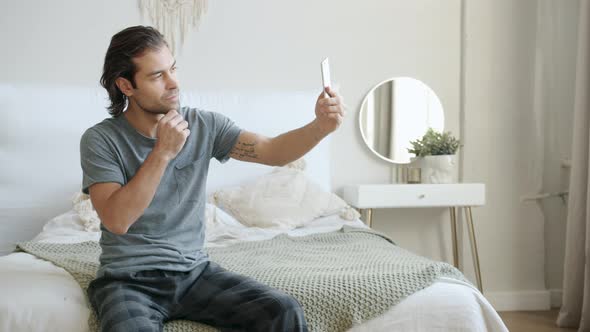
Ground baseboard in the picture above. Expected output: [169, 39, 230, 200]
[485, 289, 551, 311]
[550, 289, 563, 308]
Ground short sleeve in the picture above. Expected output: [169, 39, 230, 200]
[209, 112, 242, 163]
[80, 128, 125, 194]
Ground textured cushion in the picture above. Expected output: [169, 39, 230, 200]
[212, 166, 358, 229]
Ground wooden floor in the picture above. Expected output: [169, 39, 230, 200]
[498, 309, 577, 332]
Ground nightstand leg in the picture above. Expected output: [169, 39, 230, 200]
[465, 207, 483, 292]
[364, 208, 373, 228]
[449, 207, 459, 269]
[359, 208, 373, 228]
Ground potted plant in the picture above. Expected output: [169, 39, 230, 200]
[407, 128, 461, 183]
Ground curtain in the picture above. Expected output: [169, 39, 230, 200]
[371, 81, 393, 159]
[557, 0, 590, 330]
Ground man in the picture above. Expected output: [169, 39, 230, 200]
[81, 26, 344, 332]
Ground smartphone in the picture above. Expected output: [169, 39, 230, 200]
[321, 57, 331, 97]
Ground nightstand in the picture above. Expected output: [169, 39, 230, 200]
[342, 183, 486, 292]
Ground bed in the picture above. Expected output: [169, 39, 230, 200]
[0, 83, 508, 331]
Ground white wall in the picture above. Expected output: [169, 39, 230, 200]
[0, 0, 462, 262]
[463, 0, 545, 297]
[0, 0, 576, 310]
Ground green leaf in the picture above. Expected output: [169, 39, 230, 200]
[407, 127, 460, 157]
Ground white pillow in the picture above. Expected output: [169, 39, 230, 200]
[31, 192, 102, 244]
[204, 202, 247, 243]
[71, 191, 101, 232]
[34, 192, 242, 244]
[211, 166, 359, 229]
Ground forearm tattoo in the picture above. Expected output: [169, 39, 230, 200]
[230, 140, 259, 159]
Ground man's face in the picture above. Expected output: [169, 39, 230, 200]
[129, 46, 180, 114]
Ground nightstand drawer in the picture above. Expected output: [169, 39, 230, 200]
[342, 183, 485, 208]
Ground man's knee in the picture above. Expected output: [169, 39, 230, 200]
[90, 284, 164, 332]
[100, 307, 164, 332]
[270, 293, 307, 332]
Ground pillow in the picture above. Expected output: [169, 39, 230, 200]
[71, 191, 101, 232]
[211, 165, 360, 229]
[31, 192, 102, 244]
[46, 192, 241, 244]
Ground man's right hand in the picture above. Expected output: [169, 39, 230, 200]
[153, 110, 190, 161]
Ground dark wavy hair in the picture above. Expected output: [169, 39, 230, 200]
[100, 26, 169, 117]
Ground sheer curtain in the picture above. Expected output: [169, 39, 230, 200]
[557, 0, 590, 330]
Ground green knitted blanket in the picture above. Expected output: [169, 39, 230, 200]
[16, 226, 466, 332]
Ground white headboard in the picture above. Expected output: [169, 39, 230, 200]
[0, 83, 331, 255]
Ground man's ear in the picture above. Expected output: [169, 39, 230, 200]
[115, 77, 134, 97]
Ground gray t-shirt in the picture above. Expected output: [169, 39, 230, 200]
[79, 107, 241, 277]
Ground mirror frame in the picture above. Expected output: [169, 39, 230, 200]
[358, 77, 445, 164]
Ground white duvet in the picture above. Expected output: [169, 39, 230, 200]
[0, 206, 508, 332]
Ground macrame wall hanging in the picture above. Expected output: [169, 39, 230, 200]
[138, 0, 208, 54]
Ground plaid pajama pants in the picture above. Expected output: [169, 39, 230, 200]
[87, 261, 308, 332]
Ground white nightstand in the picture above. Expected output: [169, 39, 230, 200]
[342, 183, 486, 292]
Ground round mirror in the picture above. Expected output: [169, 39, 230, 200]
[359, 77, 445, 164]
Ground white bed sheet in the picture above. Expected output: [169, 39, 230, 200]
[0, 212, 508, 332]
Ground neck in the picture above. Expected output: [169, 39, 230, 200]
[123, 102, 164, 138]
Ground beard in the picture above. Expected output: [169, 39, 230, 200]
[135, 97, 180, 115]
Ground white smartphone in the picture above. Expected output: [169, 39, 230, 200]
[321, 57, 331, 97]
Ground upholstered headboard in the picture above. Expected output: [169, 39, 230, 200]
[0, 83, 330, 255]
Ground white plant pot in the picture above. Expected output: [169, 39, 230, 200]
[411, 155, 457, 184]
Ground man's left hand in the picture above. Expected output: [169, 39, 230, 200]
[314, 86, 345, 136]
